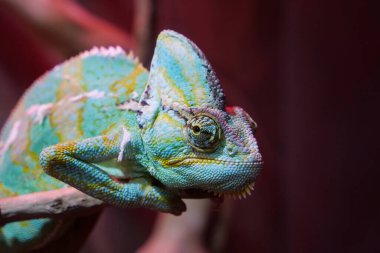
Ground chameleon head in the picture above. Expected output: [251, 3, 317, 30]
[138, 30, 262, 198]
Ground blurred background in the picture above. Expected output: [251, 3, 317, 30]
[0, 0, 379, 252]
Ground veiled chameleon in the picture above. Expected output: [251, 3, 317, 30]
[0, 30, 262, 251]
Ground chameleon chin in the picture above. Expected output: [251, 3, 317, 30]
[0, 30, 262, 251]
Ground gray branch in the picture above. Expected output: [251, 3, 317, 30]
[0, 187, 105, 225]
[0, 185, 219, 225]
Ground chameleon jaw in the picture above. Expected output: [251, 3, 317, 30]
[161, 158, 262, 200]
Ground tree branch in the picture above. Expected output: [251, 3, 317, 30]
[0, 185, 220, 226]
[0, 187, 105, 225]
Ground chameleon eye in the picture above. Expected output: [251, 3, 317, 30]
[186, 114, 221, 152]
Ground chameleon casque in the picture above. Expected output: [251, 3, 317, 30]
[0, 30, 262, 251]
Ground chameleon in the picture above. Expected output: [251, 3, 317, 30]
[0, 30, 262, 252]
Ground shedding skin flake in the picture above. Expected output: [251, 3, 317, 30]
[117, 99, 140, 111]
[118, 126, 131, 162]
[69, 90, 106, 102]
[26, 104, 54, 124]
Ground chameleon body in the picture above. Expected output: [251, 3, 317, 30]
[0, 30, 262, 251]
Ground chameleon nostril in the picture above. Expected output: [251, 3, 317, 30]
[226, 145, 236, 156]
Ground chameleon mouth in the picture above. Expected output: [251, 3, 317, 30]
[164, 157, 256, 166]
[207, 181, 256, 200]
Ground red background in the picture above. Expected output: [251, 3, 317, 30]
[0, 1, 379, 252]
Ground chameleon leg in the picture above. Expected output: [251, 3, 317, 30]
[39, 131, 186, 215]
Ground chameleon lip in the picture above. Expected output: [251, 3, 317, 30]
[163, 157, 259, 166]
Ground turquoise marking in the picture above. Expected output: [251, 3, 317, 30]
[1, 218, 53, 248]
[155, 41, 198, 105]
[0, 149, 25, 195]
[29, 118, 60, 154]
[83, 54, 136, 92]
[82, 97, 114, 137]
[23, 67, 63, 108]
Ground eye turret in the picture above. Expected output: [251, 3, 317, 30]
[186, 114, 221, 152]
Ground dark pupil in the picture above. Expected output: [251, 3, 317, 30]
[193, 125, 201, 133]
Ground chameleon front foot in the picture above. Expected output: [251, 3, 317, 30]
[135, 182, 187, 215]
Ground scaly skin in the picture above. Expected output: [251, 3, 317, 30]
[0, 30, 262, 252]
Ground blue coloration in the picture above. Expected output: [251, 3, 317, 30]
[23, 67, 63, 108]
